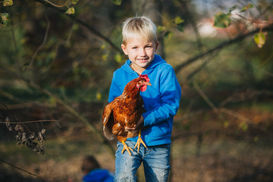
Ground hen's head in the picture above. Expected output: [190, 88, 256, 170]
[124, 75, 151, 95]
[136, 75, 151, 92]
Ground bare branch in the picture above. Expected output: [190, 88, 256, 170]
[193, 81, 218, 112]
[175, 23, 273, 73]
[193, 81, 252, 123]
[33, 0, 122, 54]
[219, 108, 250, 122]
[0, 158, 39, 177]
[44, 0, 66, 8]
[220, 89, 273, 107]
[28, 14, 50, 67]
[0, 119, 58, 124]
[0, 65, 116, 156]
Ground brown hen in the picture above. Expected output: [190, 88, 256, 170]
[102, 75, 151, 155]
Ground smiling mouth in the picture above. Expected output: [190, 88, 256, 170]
[137, 58, 149, 63]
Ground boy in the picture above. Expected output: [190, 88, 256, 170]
[108, 16, 181, 182]
[81, 155, 114, 182]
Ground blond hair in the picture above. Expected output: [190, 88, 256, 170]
[122, 16, 157, 44]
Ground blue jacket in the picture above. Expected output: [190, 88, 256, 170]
[82, 169, 114, 182]
[108, 55, 181, 146]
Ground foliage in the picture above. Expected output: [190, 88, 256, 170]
[213, 2, 271, 48]
[254, 31, 267, 48]
[0, 1, 272, 180]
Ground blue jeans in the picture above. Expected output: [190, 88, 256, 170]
[115, 141, 170, 182]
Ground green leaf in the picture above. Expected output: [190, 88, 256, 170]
[0, 13, 9, 25]
[172, 16, 184, 32]
[214, 12, 231, 28]
[157, 25, 167, 33]
[96, 92, 102, 101]
[112, 0, 122, 6]
[3, 0, 13, 6]
[102, 54, 108, 61]
[114, 53, 122, 63]
[66, 7, 75, 15]
[229, 5, 237, 13]
[254, 32, 266, 48]
[240, 3, 254, 12]
[239, 122, 248, 131]
[254, 136, 259, 142]
[174, 16, 184, 24]
[164, 31, 173, 39]
[49, 97, 57, 107]
[71, 0, 79, 5]
[176, 23, 184, 32]
[224, 121, 229, 128]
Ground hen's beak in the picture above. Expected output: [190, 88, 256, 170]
[144, 82, 151, 86]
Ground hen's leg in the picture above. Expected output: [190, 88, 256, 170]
[121, 141, 134, 156]
[134, 130, 147, 153]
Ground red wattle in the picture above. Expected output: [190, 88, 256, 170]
[140, 85, 147, 92]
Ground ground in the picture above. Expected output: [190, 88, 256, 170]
[1, 105, 273, 182]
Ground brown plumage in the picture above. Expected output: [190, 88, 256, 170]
[102, 75, 151, 155]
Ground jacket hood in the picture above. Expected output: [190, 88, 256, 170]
[83, 169, 113, 182]
[121, 54, 166, 75]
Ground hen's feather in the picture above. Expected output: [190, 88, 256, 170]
[102, 103, 114, 140]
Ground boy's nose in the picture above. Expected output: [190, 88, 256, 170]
[138, 48, 147, 56]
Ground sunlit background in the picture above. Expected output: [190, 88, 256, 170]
[0, 0, 273, 181]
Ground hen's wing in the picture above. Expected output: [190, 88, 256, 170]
[102, 103, 114, 140]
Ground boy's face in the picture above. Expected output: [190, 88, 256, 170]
[121, 36, 158, 74]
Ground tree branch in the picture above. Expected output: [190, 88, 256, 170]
[0, 158, 39, 177]
[27, 80, 116, 156]
[29, 14, 50, 67]
[193, 81, 254, 125]
[0, 65, 116, 156]
[33, 0, 122, 54]
[175, 23, 273, 73]
[0, 119, 58, 124]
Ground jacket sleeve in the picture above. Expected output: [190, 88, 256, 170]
[108, 72, 122, 103]
[142, 66, 181, 127]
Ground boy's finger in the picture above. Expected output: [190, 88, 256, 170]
[125, 126, 136, 131]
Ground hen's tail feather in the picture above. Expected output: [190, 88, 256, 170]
[103, 125, 114, 140]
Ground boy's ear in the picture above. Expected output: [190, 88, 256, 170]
[155, 41, 159, 51]
[121, 44, 128, 55]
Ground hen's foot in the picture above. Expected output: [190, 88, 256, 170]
[134, 130, 147, 153]
[121, 141, 134, 156]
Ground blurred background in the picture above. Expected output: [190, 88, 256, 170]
[0, 0, 273, 181]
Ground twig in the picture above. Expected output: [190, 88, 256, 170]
[0, 90, 21, 102]
[219, 108, 250, 122]
[0, 158, 39, 177]
[33, 0, 122, 53]
[0, 65, 116, 156]
[186, 50, 220, 80]
[44, 0, 66, 8]
[28, 14, 50, 67]
[174, 23, 273, 73]
[193, 81, 251, 123]
[193, 81, 218, 112]
[220, 89, 273, 107]
[0, 119, 58, 124]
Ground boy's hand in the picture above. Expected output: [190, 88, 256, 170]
[125, 116, 144, 131]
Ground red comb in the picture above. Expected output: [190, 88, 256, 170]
[139, 74, 150, 82]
